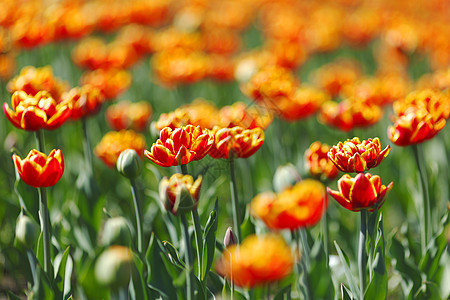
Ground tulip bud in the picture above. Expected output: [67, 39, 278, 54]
[117, 149, 142, 179]
[159, 174, 202, 215]
[273, 163, 301, 193]
[15, 215, 39, 248]
[95, 246, 133, 289]
[101, 217, 132, 247]
[224, 227, 237, 247]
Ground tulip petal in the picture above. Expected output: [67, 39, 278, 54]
[350, 173, 377, 208]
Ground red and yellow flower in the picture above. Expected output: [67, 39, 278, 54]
[3, 90, 71, 131]
[13, 149, 64, 188]
[327, 173, 393, 212]
[251, 179, 327, 230]
[94, 130, 147, 167]
[145, 125, 214, 167]
[305, 141, 339, 180]
[159, 174, 202, 215]
[62, 85, 105, 120]
[216, 234, 294, 288]
[80, 68, 132, 100]
[328, 137, 390, 173]
[209, 126, 264, 159]
[106, 100, 153, 131]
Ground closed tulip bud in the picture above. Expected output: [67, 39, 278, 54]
[117, 149, 142, 179]
[95, 246, 133, 289]
[159, 174, 202, 215]
[101, 217, 132, 247]
[15, 215, 39, 248]
[224, 227, 237, 247]
[273, 163, 301, 193]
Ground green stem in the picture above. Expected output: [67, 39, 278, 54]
[38, 187, 53, 279]
[130, 179, 144, 254]
[81, 117, 93, 174]
[191, 209, 204, 279]
[181, 213, 193, 300]
[412, 144, 431, 255]
[35, 130, 45, 152]
[296, 229, 311, 300]
[358, 209, 368, 299]
[180, 164, 189, 175]
[229, 158, 242, 243]
[321, 209, 329, 269]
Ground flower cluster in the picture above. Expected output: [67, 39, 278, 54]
[106, 100, 153, 131]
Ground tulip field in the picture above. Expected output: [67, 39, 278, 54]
[1, 0, 449, 299]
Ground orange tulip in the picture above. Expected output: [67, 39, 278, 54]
[305, 141, 339, 180]
[12, 149, 64, 188]
[106, 100, 152, 131]
[327, 173, 393, 212]
[3, 91, 71, 131]
[216, 234, 294, 288]
[159, 174, 202, 215]
[251, 179, 327, 230]
[94, 130, 147, 167]
[62, 85, 105, 120]
[388, 107, 446, 147]
[80, 68, 131, 100]
[327, 137, 390, 173]
[145, 125, 214, 167]
[393, 89, 449, 122]
[209, 126, 264, 159]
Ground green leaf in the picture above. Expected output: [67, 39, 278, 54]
[53, 246, 72, 299]
[202, 198, 218, 281]
[6, 291, 22, 300]
[341, 283, 354, 300]
[35, 232, 44, 272]
[334, 240, 360, 299]
[162, 241, 186, 269]
[309, 238, 334, 300]
[240, 208, 255, 240]
[274, 284, 292, 300]
[145, 233, 178, 299]
[129, 253, 149, 300]
[30, 265, 55, 300]
[365, 214, 387, 300]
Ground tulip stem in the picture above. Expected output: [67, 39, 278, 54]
[191, 209, 204, 279]
[321, 210, 329, 269]
[358, 209, 368, 299]
[130, 179, 144, 254]
[35, 130, 45, 153]
[412, 144, 431, 255]
[180, 164, 189, 175]
[38, 187, 53, 279]
[81, 117, 93, 174]
[181, 213, 193, 300]
[229, 158, 242, 244]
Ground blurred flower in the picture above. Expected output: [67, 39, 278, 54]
[327, 173, 393, 212]
[219, 102, 273, 130]
[393, 89, 450, 122]
[151, 48, 208, 87]
[153, 108, 190, 131]
[0, 53, 16, 81]
[310, 59, 361, 98]
[7, 66, 69, 101]
[3, 91, 71, 131]
[209, 126, 264, 159]
[159, 173, 202, 215]
[263, 40, 308, 70]
[128, 0, 171, 27]
[94, 130, 146, 167]
[206, 54, 236, 82]
[72, 37, 109, 70]
[12, 149, 64, 188]
[275, 85, 329, 121]
[153, 27, 203, 52]
[216, 234, 294, 288]
[62, 85, 104, 120]
[328, 137, 390, 173]
[11, 18, 52, 48]
[202, 0, 255, 32]
[15, 214, 39, 248]
[180, 99, 220, 129]
[101, 217, 131, 247]
[80, 68, 132, 100]
[145, 125, 214, 167]
[272, 163, 301, 193]
[388, 107, 446, 147]
[106, 100, 153, 131]
[416, 68, 450, 91]
[319, 98, 383, 132]
[95, 245, 133, 289]
[203, 29, 241, 56]
[305, 141, 339, 180]
[342, 8, 380, 46]
[251, 179, 327, 230]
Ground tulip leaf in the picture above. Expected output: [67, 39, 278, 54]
[340, 283, 355, 300]
[334, 240, 360, 299]
[273, 283, 292, 300]
[145, 233, 177, 299]
[53, 246, 73, 300]
[130, 253, 149, 300]
[7, 291, 22, 300]
[202, 198, 218, 281]
[35, 232, 44, 272]
[240, 207, 255, 240]
[31, 265, 55, 300]
[309, 238, 334, 300]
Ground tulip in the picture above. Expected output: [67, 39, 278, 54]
[216, 234, 294, 288]
[62, 85, 104, 120]
[145, 125, 214, 167]
[327, 173, 393, 212]
[328, 137, 390, 173]
[12, 149, 64, 188]
[208, 126, 264, 159]
[305, 141, 339, 180]
[159, 174, 203, 215]
[3, 91, 71, 131]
